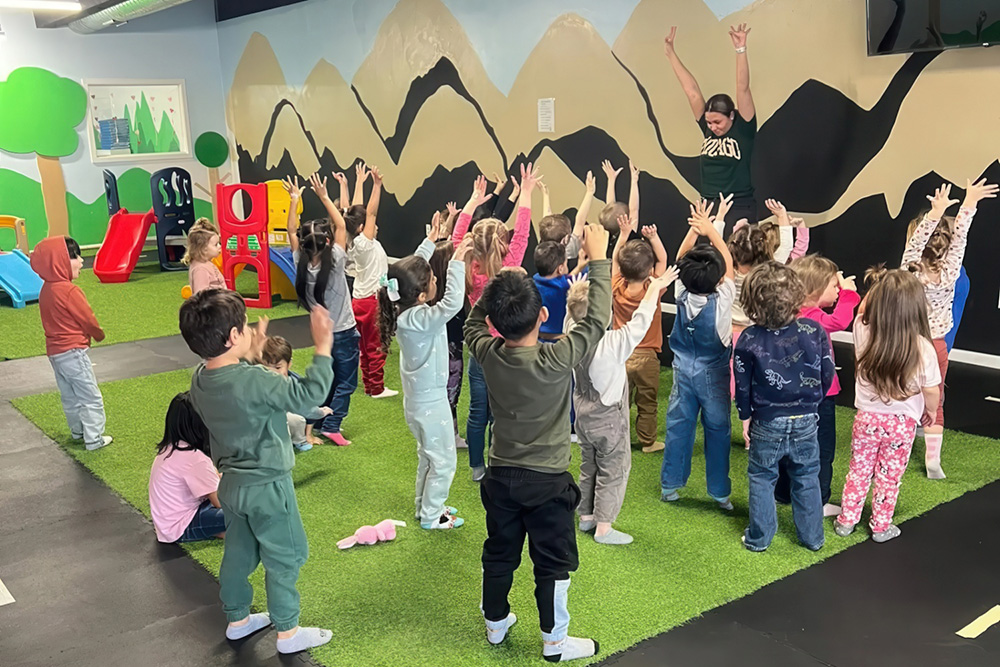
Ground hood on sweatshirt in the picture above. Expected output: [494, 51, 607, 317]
[30, 237, 74, 283]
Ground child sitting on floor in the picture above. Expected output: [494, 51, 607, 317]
[378, 213, 473, 530]
[181, 289, 335, 654]
[734, 262, 834, 552]
[31, 236, 111, 451]
[260, 335, 333, 452]
[835, 268, 940, 543]
[660, 201, 736, 509]
[149, 392, 225, 543]
[466, 221, 609, 662]
[566, 266, 678, 545]
[183, 218, 225, 295]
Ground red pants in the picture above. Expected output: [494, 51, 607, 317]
[353, 295, 385, 395]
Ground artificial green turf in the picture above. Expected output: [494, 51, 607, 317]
[13, 351, 1000, 666]
[0, 261, 301, 360]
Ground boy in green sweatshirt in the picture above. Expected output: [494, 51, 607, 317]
[179, 289, 334, 655]
[465, 223, 611, 663]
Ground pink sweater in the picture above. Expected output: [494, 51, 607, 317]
[452, 205, 532, 307]
[799, 289, 860, 396]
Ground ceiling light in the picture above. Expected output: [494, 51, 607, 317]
[0, 1, 83, 11]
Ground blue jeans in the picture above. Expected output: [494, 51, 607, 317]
[467, 355, 493, 468]
[745, 415, 824, 552]
[178, 499, 226, 542]
[660, 367, 732, 500]
[320, 326, 360, 433]
[775, 396, 836, 505]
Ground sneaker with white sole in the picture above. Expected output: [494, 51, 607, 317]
[370, 388, 398, 399]
[421, 513, 464, 530]
[86, 435, 113, 451]
[486, 613, 517, 645]
[472, 466, 486, 482]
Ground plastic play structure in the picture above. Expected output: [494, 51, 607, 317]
[215, 182, 296, 308]
[0, 216, 43, 309]
[0, 215, 30, 253]
[93, 168, 198, 283]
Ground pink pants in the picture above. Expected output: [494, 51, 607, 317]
[837, 411, 917, 533]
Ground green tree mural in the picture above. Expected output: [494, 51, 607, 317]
[156, 111, 180, 153]
[0, 67, 87, 237]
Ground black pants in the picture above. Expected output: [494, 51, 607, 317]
[775, 396, 836, 505]
[481, 467, 580, 632]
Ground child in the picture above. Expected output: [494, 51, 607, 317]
[466, 223, 610, 662]
[901, 179, 997, 478]
[451, 167, 536, 482]
[660, 201, 736, 508]
[599, 159, 639, 237]
[533, 241, 588, 342]
[149, 392, 225, 543]
[734, 262, 835, 552]
[538, 170, 596, 262]
[30, 236, 111, 451]
[612, 210, 668, 454]
[341, 163, 397, 399]
[429, 239, 467, 448]
[763, 199, 810, 264]
[181, 288, 334, 654]
[777, 255, 860, 515]
[284, 174, 359, 447]
[183, 218, 225, 294]
[567, 267, 679, 545]
[835, 268, 941, 543]
[377, 214, 473, 529]
[260, 336, 333, 452]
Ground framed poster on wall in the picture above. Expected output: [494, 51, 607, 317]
[83, 79, 191, 164]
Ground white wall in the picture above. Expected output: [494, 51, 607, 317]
[0, 0, 228, 202]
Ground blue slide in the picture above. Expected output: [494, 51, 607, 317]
[0, 250, 43, 309]
[271, 247, 297, 284]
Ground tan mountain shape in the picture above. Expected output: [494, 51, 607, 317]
[265, 105, 321, 175]
[351, 0, 507, 137]
[228, 32, 293, 156]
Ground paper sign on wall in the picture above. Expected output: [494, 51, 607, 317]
[538, 98, 555, 133]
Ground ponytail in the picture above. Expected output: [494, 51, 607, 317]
[375, 255, 433, 354]
[294, 220, 333, 309]
[728, 224, 772, 268]
[467, 218, 509, 294]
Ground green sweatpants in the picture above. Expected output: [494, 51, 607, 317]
[218, 474, 308, 632]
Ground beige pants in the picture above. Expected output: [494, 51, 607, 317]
[626, 348, 660, 447]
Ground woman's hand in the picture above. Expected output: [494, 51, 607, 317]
[664, 26, 678, 56]
[729, 22, 751, 49]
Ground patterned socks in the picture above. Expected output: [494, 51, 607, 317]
[924, 434, 946, 479]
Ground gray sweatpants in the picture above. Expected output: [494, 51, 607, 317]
[49, 348, 106, 447]
[575, 383, 632, 524]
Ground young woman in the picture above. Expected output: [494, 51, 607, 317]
[664, 23, 757, 231]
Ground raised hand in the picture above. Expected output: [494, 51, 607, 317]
[470, 174, 493, 208]
[689, 199, 715, 236]
[427, 211, 441, 242]
[649, 265, 680, 294]
[640, 224, 658, 239]
[664, 26, 678, 55]
[962, 178, 999, 208]
[519, 162, 542, 193]
[332, 172, 348, 187]
[927, 183, 959, 219]
[582, 223, 610, 261]
[837, 271, 857, 292]
[789, 216, 806, 228]
[282, 176, 305, 200]
[629, 159, 640, 183]
[454, 235, 475, 262]
[446, 201, 458, 217]
[538, 180, 549, 196]
[602, 159, 622, 181]
[492, 172, 505, 195]
[309, 173, 329, 201]
[355, 162, 371, 184]
[585, 170, 596, 195]
[370, 165, 383, 186]
[764, 198, 790, 225]
[617, 213, 635, 237]
[729, 22, 750, 49]
[509, 176, 521, 200]
[715, 193, 734, 223]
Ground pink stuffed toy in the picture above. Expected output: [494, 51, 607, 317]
[337, 519, 405, 550]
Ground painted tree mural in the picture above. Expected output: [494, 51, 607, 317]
[0, 67, 87, 237]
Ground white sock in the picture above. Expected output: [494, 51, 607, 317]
[226, 613, 271, 640]
[276, 626, 332, 654]
[485, 613, 517, 645]
[925, 434, 946, 479]
[542, 636, 599, 662]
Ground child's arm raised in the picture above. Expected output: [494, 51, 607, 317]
[941, 178, 999, 286]
[415, 212, 442, 261]
[361, 165, 383, 241]
[903, 183, 958, 263]
[788, 217, 810, 261]
[310, 173, 348, 249]
[262, 307, 335, 414]
[410, 238, 473, 332]
[503, 162, 540, 268]
[573, 170, 595, 242]
[642, 224, 668, 277]
[332, 171, 350, 209]
[609, 267, 678, 364]
[687, 198, 735, 280]
[664, 26, 707, 120]
[453, 174, 492, 247]
[352, 162, 369, 207]
[612, 213, 634, 278]
[811, 273, 860, 333]
[282, 176, 305, 254]
[602, 159, 622, 206]
[540, 180, 552, 217]
[628, 160, 640, 226]
[490, 176, 519, 224]
[764, 198, 794, 264]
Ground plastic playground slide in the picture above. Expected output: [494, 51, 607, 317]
[0, 249, 43, 308]
[94, 209, 157, 284]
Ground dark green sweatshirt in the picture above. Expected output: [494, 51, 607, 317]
[464, 259, 612, 474]
[190, 354, 333, 485]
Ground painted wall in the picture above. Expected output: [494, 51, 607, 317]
[215, 0, 1000, 356]
[0, 0, 228, 247]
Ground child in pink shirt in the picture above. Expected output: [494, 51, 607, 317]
[775, 255, 860, 516]
[183, 219, 226, 295]
[148, 392, 225, 543]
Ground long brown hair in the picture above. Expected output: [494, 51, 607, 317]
[728, 224, 771, 269]
[907, 211, 955, 274]
[466, 217, 509, 294]
[377, 255, 433, 354]
[856, 269, 932, 402]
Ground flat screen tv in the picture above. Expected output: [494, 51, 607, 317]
[868, 0, 1000, 55]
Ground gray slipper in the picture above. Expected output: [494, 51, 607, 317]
[871, 525, 901, 543]
[594, 528, 633, 545]
[578, 519, 596, 533]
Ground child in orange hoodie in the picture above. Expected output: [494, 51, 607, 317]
[30, 237, 112, 451]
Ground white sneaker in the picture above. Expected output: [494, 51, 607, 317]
[370, 388, 399, 399]
[822, 503, 841, 518]
[570, 434, 579, 443]
[86, 435, 113, 451]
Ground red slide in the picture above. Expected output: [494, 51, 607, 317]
[94, 209, 157, 284]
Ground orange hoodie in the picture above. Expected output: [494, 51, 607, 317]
[30, 237, 105, 356]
